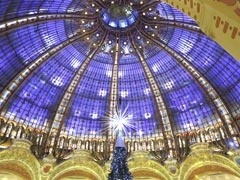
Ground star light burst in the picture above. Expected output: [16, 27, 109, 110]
[102, 104, 136, 136]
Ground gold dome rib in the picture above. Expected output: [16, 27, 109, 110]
[135, 0, 160, 12]
[49, 31, 108, 151]
[107, 35, 120, 140]
[0, 13, 98, 34]
[95, 0, 109, 9]
[142, 18, 202, 34]
[129, 32, 175, 156]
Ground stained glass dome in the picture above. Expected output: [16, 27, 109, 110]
[0, 0, 239, 159]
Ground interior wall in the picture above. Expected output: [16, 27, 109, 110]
[200, 173, 240, 180]
[0, 172, 24, 180]
[162, 0, 240, 61]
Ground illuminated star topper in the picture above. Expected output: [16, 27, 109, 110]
[102, 104, 136, 136]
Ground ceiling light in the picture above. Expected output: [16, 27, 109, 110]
[144, 88, 151, 95]
[91, 113, 98, 119]
[121, 90, 128, 98]
[99, 89, 107, 97]
[51, 76, 63, 86]
[144, 113, 151, 119]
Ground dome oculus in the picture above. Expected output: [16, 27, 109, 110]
[101, 5, 138, 29]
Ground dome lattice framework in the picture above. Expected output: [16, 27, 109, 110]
[0, 0, 240, 162]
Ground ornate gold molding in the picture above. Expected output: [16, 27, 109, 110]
[0, 139, 41, 180]
[0, 142, 239, 180]
[48, 150, 106, 180]
[180, 143, 240, 180]
[129, 151, 173, 180]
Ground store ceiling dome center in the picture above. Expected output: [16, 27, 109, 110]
[101, 4, 139, 29]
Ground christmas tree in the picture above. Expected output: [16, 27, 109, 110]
[108, 130, 133, 180]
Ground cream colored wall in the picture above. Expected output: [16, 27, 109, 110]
[161, 0, 240, 61]
[62, 177, 91, 180]
[200, 174, 240, 180]
[0, 140, 240, 180]
[0, 173, 24, 180]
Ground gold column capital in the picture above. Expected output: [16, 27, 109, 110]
[12, 138, 32, 152]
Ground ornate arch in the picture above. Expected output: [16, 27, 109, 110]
[0, 139, 41, 180]
[131, 167, 172, 180]
[183, 163, 240, 180]
[48, 150, 105, 180]
[180, 144, 240, 180]
[0, 161, 34, 180]
[129, 151, 172, 180]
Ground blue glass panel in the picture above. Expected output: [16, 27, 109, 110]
[94, 52, 114, 64]
[39, 20, 68, 46]
[64, 59, 113, 136]
[0, 0, 73, 21]
[5, 98, 49, 127]
[2, 45, 86, 126]
[156, 2, 197, 24]
[128, 15, 136, 25]
[119, 53, 139, 64]
[118, 62, 161, 136]
[102, 13, 110, 22]
[119, 20, 128, 28]
[163, 28, 240, 117]
[40, 0, 72, 13]
[109, 20, 118, 28]
[146, 51, 220, 133]
[67, 0, 95, 14]
[0, 21, 68, 92]
[0, 1, 11, 21]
